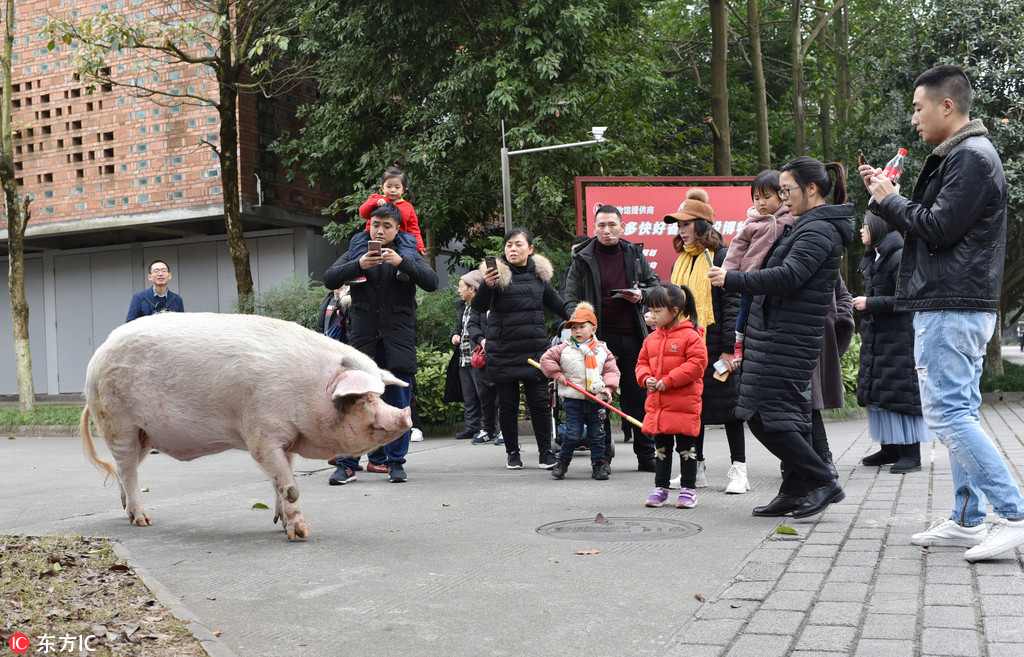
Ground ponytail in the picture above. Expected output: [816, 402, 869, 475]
[780, 156, 847, 205]
[824, 162, 847, 204]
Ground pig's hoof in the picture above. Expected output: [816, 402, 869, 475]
[129, 512, 152, 527]
[285, 512, 309, 540]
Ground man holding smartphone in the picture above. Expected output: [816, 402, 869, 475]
[322, 203, 439, 484]
[563, 204, 661, 472]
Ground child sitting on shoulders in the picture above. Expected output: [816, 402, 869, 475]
[721, 170, 796, 362]
[359, 165, 425, 254]
[540, 301, 620, 481]
[636, 284, 708, 508]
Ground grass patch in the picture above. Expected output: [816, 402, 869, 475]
[0, 534, 205, 656]
[0, 406, 84, 427]
[980, 360, 1024, 393]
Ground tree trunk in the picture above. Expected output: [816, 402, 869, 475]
[833, 0, 851, 157]
[217, 10, 254, 308]
[791, 0, 806, 156]
[2, 0, 34, 412]
[709, 0, 731, 175]
[818, 22, 832, 162]
[748, 0, 770, 170]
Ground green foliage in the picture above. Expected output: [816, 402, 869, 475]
[275, 0, 666, 262]
[0, 406, 84, 427]
[841, 333, 861, 395]
[414, 345, 462, 430]
[416, 285, 460, 347]
[242, 273, 325, 331]
[980, 360, 1024, 393]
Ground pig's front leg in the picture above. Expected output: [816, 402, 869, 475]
[251, 447, 309, 540]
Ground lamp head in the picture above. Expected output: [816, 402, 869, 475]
[591, 126, 607, 142]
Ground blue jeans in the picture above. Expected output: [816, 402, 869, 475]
[339, 342, 413, 470]
[561, 398, 606, 463]
[914, 311, 1024, 525]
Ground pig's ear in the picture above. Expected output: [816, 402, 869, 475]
[331, 369, 386, 400]
[379, 369, 409, 387]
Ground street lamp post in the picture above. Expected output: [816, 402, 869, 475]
[500, 123, 607, 233]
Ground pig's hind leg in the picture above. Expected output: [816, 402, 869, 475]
[104, 424, 152, 527]
[251, 448, 309, 540]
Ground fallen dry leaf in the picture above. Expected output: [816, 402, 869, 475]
[213, 630, 222, 637]
[694, 593, 706, 602]
[574, 550, 600, 555]
[109, 563, 131, 572]
[731, 603, 743, 609]
[594, 513, 608, 524]
[547, 558, 559, 563]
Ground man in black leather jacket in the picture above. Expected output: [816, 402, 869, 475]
[861, 64, 1024, 562]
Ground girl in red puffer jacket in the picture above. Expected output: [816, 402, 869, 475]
[636, 284, 708, 509]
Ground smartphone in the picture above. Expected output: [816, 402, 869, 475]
[702, 248, 714, 268]
[368, 240, 382, 256]
[485, 255, 497, 271]
[858, 150, 872, 168]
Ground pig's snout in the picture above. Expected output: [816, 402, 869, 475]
[374, 405, 409, 433]
[378, 406, 412, 435]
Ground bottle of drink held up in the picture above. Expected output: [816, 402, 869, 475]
[882, 148, 908, 185]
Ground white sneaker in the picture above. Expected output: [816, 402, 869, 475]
[695, 461, 707, 488]
[410, 428, 424, 442]
[964, 518, 1024, 562]
[910, 518, 986, 548]
[724, 462, 749, 494]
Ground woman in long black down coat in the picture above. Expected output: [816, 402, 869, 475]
[473, 227, 565, 471]
[709, 156, 855, 520]
[853, 213, 933, 474]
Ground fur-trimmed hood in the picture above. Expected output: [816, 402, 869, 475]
[479, 254, 554, 290]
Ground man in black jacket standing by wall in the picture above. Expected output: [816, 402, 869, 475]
[563, 205, 660, 472]
[861, 64, 1024, 562]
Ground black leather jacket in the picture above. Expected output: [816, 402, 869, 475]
[878, 120, 1006, 312]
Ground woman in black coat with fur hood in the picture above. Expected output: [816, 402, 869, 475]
[473, 228, 565, 471]
[853, 213, 934, 474]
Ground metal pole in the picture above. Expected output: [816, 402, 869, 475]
[501, 146, 512, 234]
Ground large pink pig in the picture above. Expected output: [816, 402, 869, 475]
[80, 312, 412, 540]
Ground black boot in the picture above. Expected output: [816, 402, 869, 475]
[552, 458, 570, 479]
[591, 461, 609, 480]
[890, 443, 922, 474]
[818, 451, 838, 479]
[792, 480, 846, 519]
[752, 494, 804, 517]
[861, 444, 899, 467]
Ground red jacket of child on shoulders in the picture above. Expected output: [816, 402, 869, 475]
[360, 194, 425, 254]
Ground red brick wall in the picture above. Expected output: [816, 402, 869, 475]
[9, 0, 335, 230]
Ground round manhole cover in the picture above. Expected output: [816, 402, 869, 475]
[537, 517, 701, 542]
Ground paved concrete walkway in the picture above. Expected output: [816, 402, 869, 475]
[3, 351, 1023, 657]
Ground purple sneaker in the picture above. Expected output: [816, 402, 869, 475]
[645, 487, 669, 508]
[677, 488, 697, 509]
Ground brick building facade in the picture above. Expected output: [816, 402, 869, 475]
[0, 0, 346, 394]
